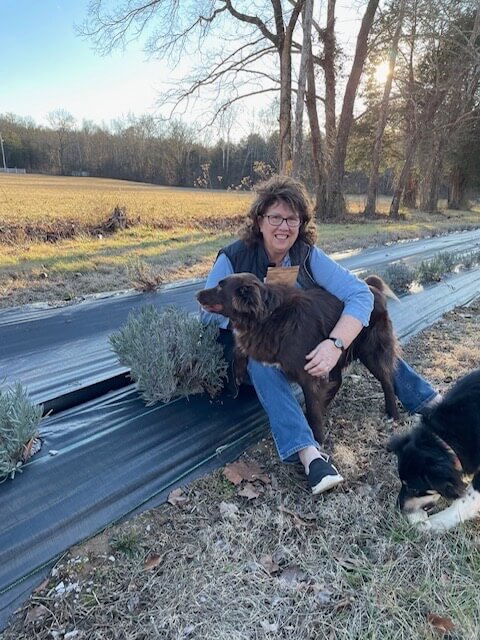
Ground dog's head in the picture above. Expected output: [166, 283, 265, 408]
[197, 273, 267, 324]
[388, 428, 465, 513]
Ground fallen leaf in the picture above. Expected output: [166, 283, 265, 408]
[427, 612, 455, 635]
[34, 578, 49, 593]
[333, 596, 355, 611]
[260, 620, 279, 633]
[167, 487, 188, 506]
[278, 564, 308, 587]
[279, 505, 315, 528]
[259, 554, 280, 575]
[144, 554, 162, 570]
[333, 554, 364, 571]
[223, 460, 271, 486]
[24, 605, 49, 624]
[219, 501, 239, 517]
[238, 482, 262, 500]
[22, 436, 41, 462]
[181, 624, 196, 637]
[127, 592, 140, 612]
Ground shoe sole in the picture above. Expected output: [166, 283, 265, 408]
[311, 473, 344, 495]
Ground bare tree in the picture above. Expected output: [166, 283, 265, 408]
[292, 0, 314, 177]
[81, 0, 305, 174]
[363, 0, 406, 217]
[324, 0, 380, 219]
[47, 109, 77, 175]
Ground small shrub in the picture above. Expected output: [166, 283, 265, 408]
[110, 306, 228, 404]
[382, 261, 415, 294]
[0, 383, 43, 481]
[460, 250, 480, 270]
[110, 531, 142, 558]
[436, 251, 457, 273]
[416, 256, 445, 283]
[416, 251, 459, 284]
[126, 258, 164, 292]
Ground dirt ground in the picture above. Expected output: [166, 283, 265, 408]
[2, 299, 480, 640]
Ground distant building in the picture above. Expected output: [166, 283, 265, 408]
[71, 171, 90, 177]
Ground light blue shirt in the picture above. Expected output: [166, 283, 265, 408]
[200, 246, 374, 330]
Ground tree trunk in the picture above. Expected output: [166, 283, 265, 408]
[292, 0, 314, 178]
[389, 134, 417, 217]
[419, 136, 445, 212]
[306, 45, 327, 219]
[325, 0, 380, 219]
[276, 0, 305, 174]
[278, 42, 293, 174]
[448, 167, 469, 210]
[324, 0, 337, 169]
[364, 0, 405, 218]
[402, 171, 418, 208]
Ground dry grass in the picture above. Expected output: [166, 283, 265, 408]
[0, 174, 479, 309]
[3, 299, 479, 639]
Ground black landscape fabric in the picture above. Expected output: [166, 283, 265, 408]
[0, 384, 268, 629]
[0, 280, 200, 413]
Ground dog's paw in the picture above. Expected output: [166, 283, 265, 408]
[405, 509, 429, 526]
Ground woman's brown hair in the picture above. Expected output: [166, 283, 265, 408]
[241, 175, 317, 246]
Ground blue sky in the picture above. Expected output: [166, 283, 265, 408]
[2, 1, 364, 135]
[1, 0, 166, 127]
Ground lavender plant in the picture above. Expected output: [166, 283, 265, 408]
[0, 383, 42, 481]
[110, 305, 228, 405]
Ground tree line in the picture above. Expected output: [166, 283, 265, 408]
[0, 111, 282, 189]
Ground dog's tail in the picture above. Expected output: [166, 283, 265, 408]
[365, 274, 399, 302]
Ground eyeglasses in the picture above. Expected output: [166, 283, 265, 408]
[263, 214, 301, 228]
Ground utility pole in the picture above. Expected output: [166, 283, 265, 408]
[0, 133, 6, 171]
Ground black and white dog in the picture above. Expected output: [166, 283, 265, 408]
[388, 369, 480, 532]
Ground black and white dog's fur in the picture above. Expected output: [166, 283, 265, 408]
[388, 369, 480, 532]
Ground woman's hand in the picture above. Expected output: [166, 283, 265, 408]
[304, 340, 342, 378]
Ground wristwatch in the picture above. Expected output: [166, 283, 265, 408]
[327, 336, 345, 352]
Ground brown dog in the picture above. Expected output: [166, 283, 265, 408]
[197, 273, 400, 443]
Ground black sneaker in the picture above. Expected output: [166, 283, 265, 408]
[307, 455, 344, 495]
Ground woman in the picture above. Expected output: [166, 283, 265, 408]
[199, 175, 440, 496]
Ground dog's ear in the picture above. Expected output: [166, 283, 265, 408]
[232, 282, 264, 316]
[386, 432, 411, 454]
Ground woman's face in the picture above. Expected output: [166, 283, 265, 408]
[258, 200, 300, 263]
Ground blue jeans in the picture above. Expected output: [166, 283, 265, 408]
[247, 357, 437, 462]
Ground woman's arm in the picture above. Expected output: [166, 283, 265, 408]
[308, 247, 374, 327]
[304, 247, 374, 377]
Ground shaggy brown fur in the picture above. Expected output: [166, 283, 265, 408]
[197, 273, 401, 443]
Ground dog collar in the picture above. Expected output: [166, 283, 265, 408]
[432, 433, 463, 472]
